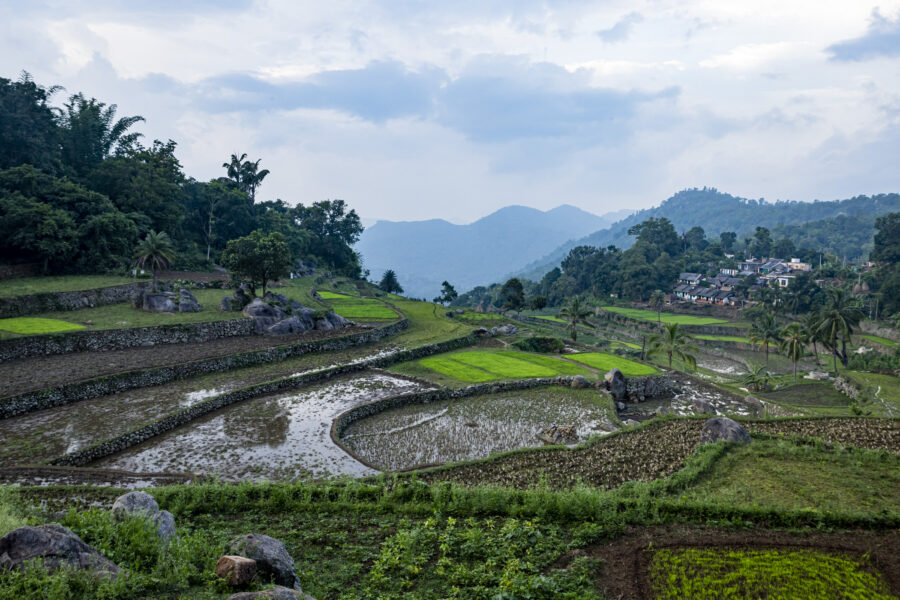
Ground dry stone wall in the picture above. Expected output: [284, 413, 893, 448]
[0, 318, 255, 362]
[0, 283, 148, 318]
[0, 320, 411, 419]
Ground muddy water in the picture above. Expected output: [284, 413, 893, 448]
[695, 353, 748, 376]
[92, 373, 430, 480]
[621, 379, 759, 421]
[341, 387, 616, 471]
[0, 342, 409, 467]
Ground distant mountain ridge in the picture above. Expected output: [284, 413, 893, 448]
[356, 205, 633, 298]
[515, 188, 900, 281]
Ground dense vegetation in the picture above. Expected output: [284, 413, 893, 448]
[0, 73, 363, 278]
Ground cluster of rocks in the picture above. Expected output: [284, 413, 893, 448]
[538, 424, 579, 445]
[489, 324, 519, 336]
[0, 490, 316, 599]
[131, 288, 202, 313]
[219, 288, 351, 335]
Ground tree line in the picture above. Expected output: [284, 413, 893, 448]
[0, 72, 363, 279]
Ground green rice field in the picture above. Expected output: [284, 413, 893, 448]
[566, 352, 659, 375]
[416, 350, 591, 383]
[317, 290, 351, 299]
[860, 334, 898, 348]
[535, 315, 567, 323]
[696, 334, 751, 343]
[0, 275, 139, 297]
[0, 317, 85, 336]
[318, 291, 398, 320]
[600, 305, 729, 325]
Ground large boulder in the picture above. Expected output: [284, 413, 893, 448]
[295, 308, 317, 331]
[226, 534, 301, 590]
[314, 318, 334, 331]
[692, 399, 718, 415]
[570, 375, 589, 389]
[142, 293, 177, 313]
[605, 368, 627, 401]
[178, 288, 202, 312]
[326, 312, 350, 329]
[216, 555, 257, 587]
[699, 417, 751, 444]
[244, 299, 288, 333]
[267, 317, 312, 335]
[111, 491, 175, 541]
[0, 524, 119, 577]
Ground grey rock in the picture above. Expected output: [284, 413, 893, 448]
[267, 317, 312, 335]
[179, 288, 198, 303]
[326, 312, 350, 329]
[112, 491, 159, 520]
[315, 318, 334, 331]
[692, 399, 717, 415]
[296, 308, 317, 330]
[220, 297, 235, 312]
[142, 293, 177, 313]
[616, 401, 626, 411]
[570, 375, 589, 389]
[226, 534, 301, 590]
[234, 288, 251, 308]
[473, 327, 489, 336]
[179, 299, 202, 313]
[605, 368, 627, 401]
[263, 292, 290, 306]
[152, 510, 176, 541]
[227, 586, 316, 600]
[243, 299, 285, 320]
[0, 524, 119, 577]
[288, 300, 304, 312]
[699, 417, 751, 444]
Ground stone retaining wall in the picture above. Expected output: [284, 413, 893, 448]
[50, 330, 477, 466]
[0, 317, 255, 362]
[0, 282, 148, 318]
[0, 320, 411, 419]
[624, 374, 676, 402]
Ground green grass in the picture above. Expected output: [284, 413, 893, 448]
[649, 547, 895, 600]
[325, 297, 397, 320]
[0, 317, 85, 335]
[415, 350, 591, 383]
[536, 315, 567, 324]
[317, 290, 351, 299]
[678, 439, 900, 514]
[0, 275, 140, 297]
[696, 334, 751, 343]
[844, 371, 900, 415]
[860, 334, 898, 348]
[600, 305, 728, 325]
[758, 383, 851, 408]
[566, 352, 660, 375]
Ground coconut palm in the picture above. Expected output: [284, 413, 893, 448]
[557, 296, 594, 342]
[649, 289, 666, 329]
[133, 230, 176, 291]
[779, 322, 807, 381]
[223, 153, 270, 203]
[800, 312, 823, 368]
[749, 312, 782, 367]
[816, 287, 864, 374]
[647, 322, 698, 370]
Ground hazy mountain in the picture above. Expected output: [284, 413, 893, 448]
[356, 205, 633, 298]
[515, 188, 900, 281]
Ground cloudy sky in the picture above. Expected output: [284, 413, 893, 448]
[2, 1, 900, 223]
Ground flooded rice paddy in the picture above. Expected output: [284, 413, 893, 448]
[92, 373, 430, 480]
[340, 386, 616, 471]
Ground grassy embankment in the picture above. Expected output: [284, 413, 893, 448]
[0, 275, 141, 297]
[599, 305, 732, 326]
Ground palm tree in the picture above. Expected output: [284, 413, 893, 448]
[223, 153, 270, 203]
[779, 322, 807, 381]
[742, 366, 772, 392]
[816, 287, 864, 374]
[649, 289, 666, 329]
[556, 296, 594, 342]
[749, 312, 782, 367]
[59, 92, 145, 175]
[647, 322, 698, 370]
[800, 312, 823, 368]
[133, 231, 176, 291]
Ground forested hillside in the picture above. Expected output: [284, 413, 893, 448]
[517, 188, 900, 280]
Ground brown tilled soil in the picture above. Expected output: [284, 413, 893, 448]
[421, 418, 900, 489]
[557, 525, 900, 600]
[0, 326, 371, 397]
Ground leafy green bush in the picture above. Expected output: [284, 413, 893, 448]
[512, 336, 565, 353]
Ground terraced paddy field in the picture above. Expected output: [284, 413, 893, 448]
[92, 374, 428, 480]
[861, 334, 899, 348]
[600, 305, 732, 326]
[0, 275, 138, 297]
[317, 291, 398, 320]
[567, 352, 660, 375]
[341, 386, 616, 470]
[0, 317, 85, 340]
[391, 349, 592, 385]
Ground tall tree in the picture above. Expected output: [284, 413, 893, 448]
[59, 92, 144, 177]
[133, 230, 176, 292]
[556, 296, 594, 342]
[649, 289, 666, 329]
[749, 312, 782, 367]
[647, 322, 697, 370]
[779, 322, 807, 381]
[500, 278, 525, 312]
[816, 287, 864, 373]
[0, 72, 61, 171]
[378, 269, 403, 294]
[220, 230, 291, 296]
[720, 231, 737, 253]
[222, 153, 270, 203]
[801, 312, 824, 368]
[434, 281, 458, 306]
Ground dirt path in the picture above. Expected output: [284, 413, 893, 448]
[0, 325, 371, 397]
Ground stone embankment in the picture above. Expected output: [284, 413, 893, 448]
[0, 282, 148, 318]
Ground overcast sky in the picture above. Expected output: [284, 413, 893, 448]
[3, 1, 900, 223]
